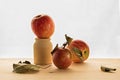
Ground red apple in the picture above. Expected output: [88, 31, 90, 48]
[31, 14, 55, 39]
[51, 44, 72, 69]
[65, 34, 90, 63]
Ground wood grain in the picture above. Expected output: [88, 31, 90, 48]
[0, 58, 120, 80]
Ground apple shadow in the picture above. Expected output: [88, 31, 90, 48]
[72, 61, 89, 66]
[48, 67, 75, 74]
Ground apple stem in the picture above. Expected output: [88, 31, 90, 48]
[65, 34, 73, 45]
[62, 42, 67, 49]
[62, 34, 73, 49]
[51, 44, 58, 55]
[36, 15, 42, 18]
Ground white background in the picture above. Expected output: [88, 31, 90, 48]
[0, 0, 120, 58]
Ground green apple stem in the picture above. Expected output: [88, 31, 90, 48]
[62, 34, 73, 49]
[65, 34, 73, 45]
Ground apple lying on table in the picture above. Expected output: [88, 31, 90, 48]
[31, 14, 55, 39]
[51, 44, 72, 69]
[65, 34, 90, 63]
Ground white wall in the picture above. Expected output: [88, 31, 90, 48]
[0, 0, 120, 58]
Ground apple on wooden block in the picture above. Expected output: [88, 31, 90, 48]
[31, 14, 55, 39]
[65, 34, 90, 63]
[51, 44, 72, 69]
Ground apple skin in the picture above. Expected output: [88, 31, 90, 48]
[68, 40, 89, 63]
[52, 47, 72, 69]
[31, 14, 55, 39]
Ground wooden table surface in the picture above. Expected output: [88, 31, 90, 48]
[0, 58, 120, 80]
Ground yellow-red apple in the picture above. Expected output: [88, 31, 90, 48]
[31, 14, 55, 39]
[65, 35, 90, 63]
